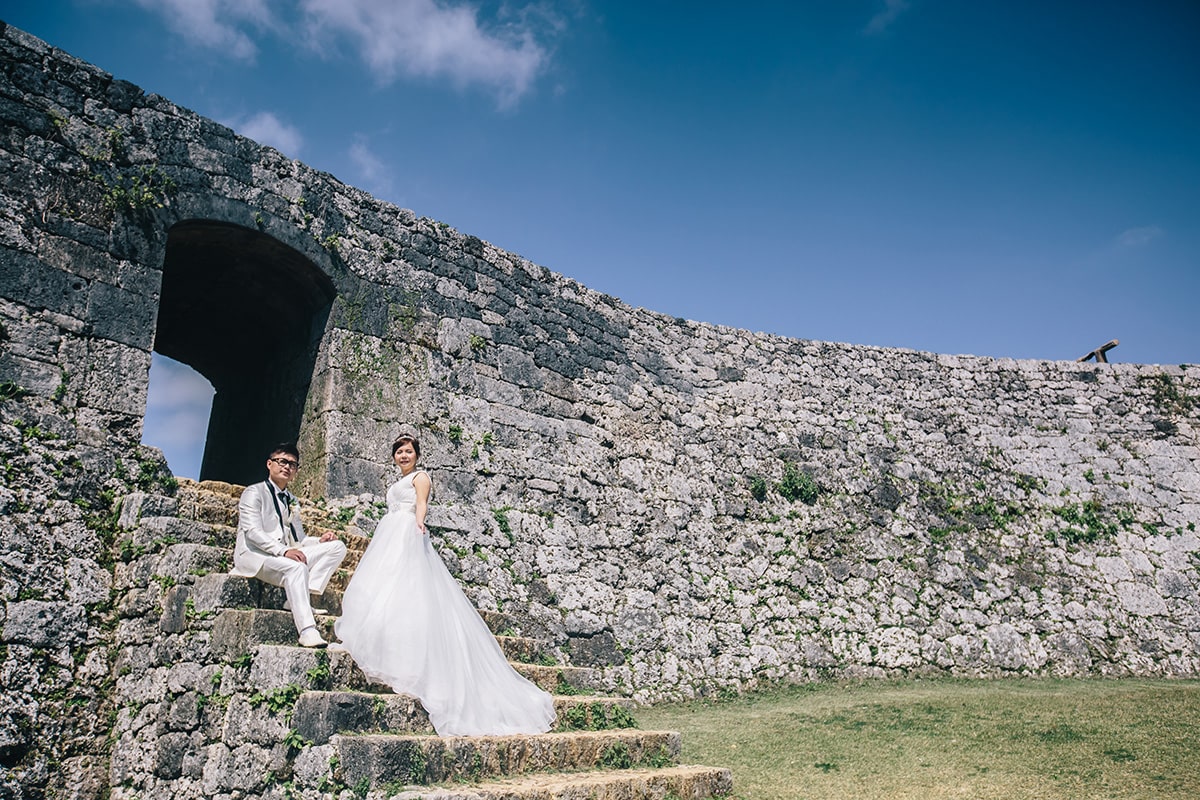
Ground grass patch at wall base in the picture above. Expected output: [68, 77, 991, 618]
[636, 677, 1200, 800]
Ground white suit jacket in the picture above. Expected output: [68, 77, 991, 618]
[230, 480, 308, 576]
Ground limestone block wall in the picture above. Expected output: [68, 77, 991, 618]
[401, 342, 1200, 701]
[0, 390, 174, 799]
[297, 205, 1200, 697]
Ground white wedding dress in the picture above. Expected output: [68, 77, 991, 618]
[334, 471, 556, 736]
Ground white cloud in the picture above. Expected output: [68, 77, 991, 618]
[132, 0, 275, 61]
[299, 0, 548, 108]
[1116, 225, 1164, 247]
[865, 0, 911, 35]
[142, 355, 215, 480]
[349, 136, 395, 200]
[147, 408, 212, 451]
[147, 361, 214, 407]
[128, 0, 554, 107]
[228, 111, 305, 156]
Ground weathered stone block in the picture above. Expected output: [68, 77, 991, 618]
[292, 690, 432, 744]
[2, 600, 86, 648]
[155, 544, 229, 584]
[1117, 582, 1169, 617]
[335, 729, 680, 788]
[118, 492, 181, 529]
[159, 586, 190, 633]
[566, 631, 624, 668]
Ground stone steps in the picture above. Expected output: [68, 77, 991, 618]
[294, 690, 435, 741]
[240, 644, 372, 693]
[216, 629, 600, 699]
[173, 479, 241, 527]
[211, 609, 343, 661]
[496, 634, 554, 664]
[293, 691, 637, 744]
[382, 765, 735, 800]
[174, 478, 373, 547]
[209, 609, 554, 669]
[332, 729, 682, 788]
[511, 663, 599, 695]
[548, 696, 638, 731]
[124, 485, 735, 798]
[467, 608, 515, 637]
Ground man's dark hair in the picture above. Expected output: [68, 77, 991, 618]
[268, 442, 300, 461]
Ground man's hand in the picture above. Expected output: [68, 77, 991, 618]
[319, 532, 340, 543]
[285, 548, 307, 563]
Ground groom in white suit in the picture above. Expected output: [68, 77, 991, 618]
[230, 443, 347, 647]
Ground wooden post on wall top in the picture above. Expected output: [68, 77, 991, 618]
[1077, 339, 1119, 363]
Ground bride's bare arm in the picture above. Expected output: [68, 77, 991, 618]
[412, 471, 431, 533]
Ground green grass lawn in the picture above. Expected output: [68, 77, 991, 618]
[635, 677, 1200, 800]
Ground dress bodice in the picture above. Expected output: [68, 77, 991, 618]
[385, 471, 426, 514]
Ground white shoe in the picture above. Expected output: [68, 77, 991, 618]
[298, 628, 328, 648]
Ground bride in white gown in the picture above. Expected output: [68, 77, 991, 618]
[334, 434, 556, 736]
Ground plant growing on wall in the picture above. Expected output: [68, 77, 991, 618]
[748, 475, 768, 502]
[776, 462, 820, 504]
[1048, 498, 1130, 544]
[1140, 373, 1197, 418]
[470, 431, 494, 459]
[98, 164, 177, 212]
[0, 381, 30, 401]
[75, 122, 179, 216]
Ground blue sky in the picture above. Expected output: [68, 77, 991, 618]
[4, 1, 1197, 479]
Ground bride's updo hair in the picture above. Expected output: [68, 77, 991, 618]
[391, 434, 421, 459]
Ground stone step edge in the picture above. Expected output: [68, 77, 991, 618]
[187, 576, 516, 637]
[292, 690, 638, 743]
[511, 663, 599, 695]
[235, 643, 599, 700]
[300, 689, 630, 708]
[212, 609, 565, 671]
[385, 764, 735, 800]
[336, 730, 680, 743]
[201, 598, 534, 650]
[332, 729, 682, 787]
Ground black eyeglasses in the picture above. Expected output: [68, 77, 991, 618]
[270, 458, 300, 470]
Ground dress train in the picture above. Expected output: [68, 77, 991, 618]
[335, 472, 556, 736]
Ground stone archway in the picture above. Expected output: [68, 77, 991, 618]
[153, 220, 335, 485]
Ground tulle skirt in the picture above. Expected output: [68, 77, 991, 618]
[335, 510, 556, 736]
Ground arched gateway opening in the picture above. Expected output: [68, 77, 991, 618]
[153, 220, 335, 486]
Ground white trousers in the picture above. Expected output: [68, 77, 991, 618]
[254, 537, 348, 633]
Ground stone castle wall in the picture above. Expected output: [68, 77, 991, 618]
[1, 20, 1199, 799]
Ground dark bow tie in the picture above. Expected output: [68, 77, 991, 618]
[277, 490, 292, 505]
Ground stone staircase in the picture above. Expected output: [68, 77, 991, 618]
[115, 478, 734, 799]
